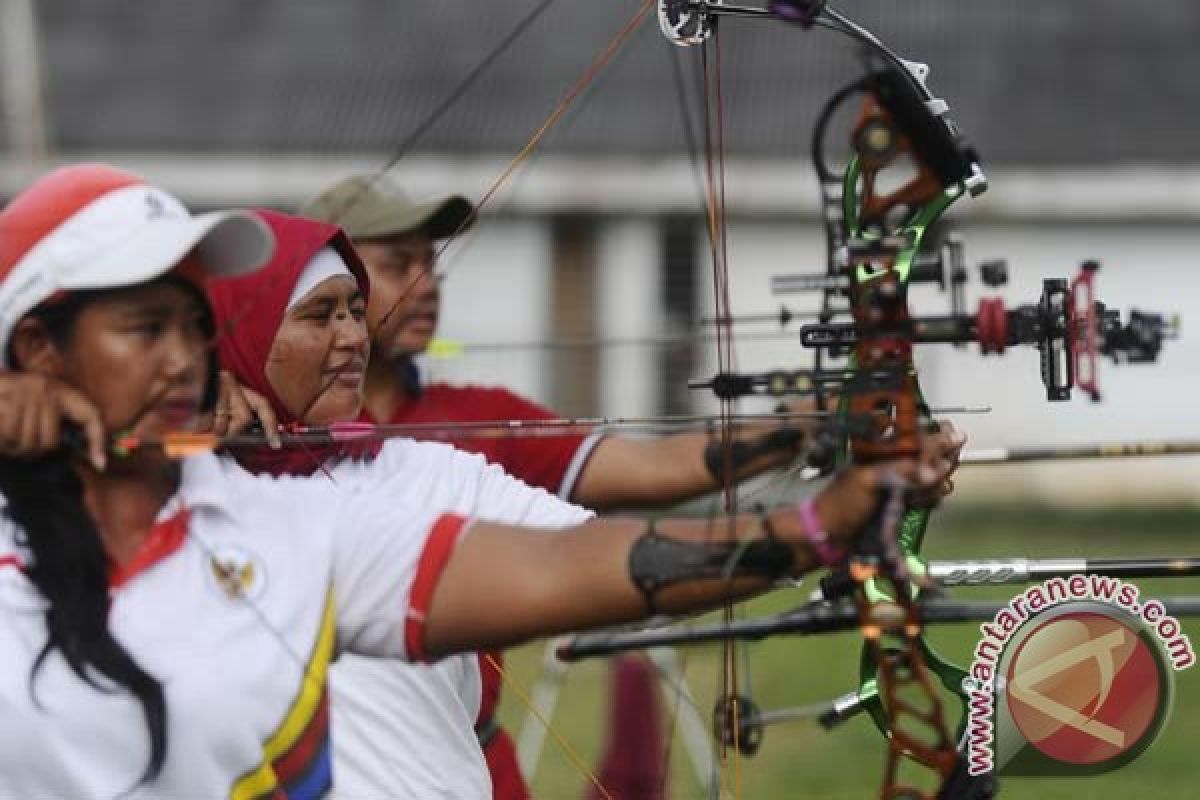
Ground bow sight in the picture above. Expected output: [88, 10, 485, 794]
[699, 243, 1177, 409]
[796, 252, 1178, 403]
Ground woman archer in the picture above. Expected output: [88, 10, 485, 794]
[0, 164, 962, 799]
[203, 208, 967, 799]
[209, 208, 599, 799]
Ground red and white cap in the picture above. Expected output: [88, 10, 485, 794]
[0, 163, 274, 363]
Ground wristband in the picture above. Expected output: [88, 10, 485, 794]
[796, 498, 846, 567]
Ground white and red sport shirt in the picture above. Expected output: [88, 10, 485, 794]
[0, 452, 463, 800]
[360, 380, 605, 800]
[320, 438, 592, 800]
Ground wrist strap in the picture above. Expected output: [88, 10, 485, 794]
[796, 498, 846, 567]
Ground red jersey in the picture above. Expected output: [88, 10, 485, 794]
[377, 383, 596, 496]
[364, 380, 602, 800]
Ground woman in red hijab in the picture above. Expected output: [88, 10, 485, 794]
[207, 210, 375, 474]
[207, 209, 596, 799]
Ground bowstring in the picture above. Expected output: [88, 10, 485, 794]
[700, 22, 746, 799]
[657, 34, 711, 800]
[269, 7, 660, 794]
[715, 26, 751, 800]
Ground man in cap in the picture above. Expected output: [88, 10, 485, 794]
[302, 172, 819, 799]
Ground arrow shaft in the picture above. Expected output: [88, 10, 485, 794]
[559, 596, 1200, 660]
[929, 556, 1200, 586]
[961, 440, 1200, 465]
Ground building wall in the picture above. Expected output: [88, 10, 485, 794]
[419, 219, 554, 403]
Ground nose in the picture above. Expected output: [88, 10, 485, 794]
[162, 325, 205, 384]
[333, 310, 369, 354]
[406, 267, 440, 299]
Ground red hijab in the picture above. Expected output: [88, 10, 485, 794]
[207, 209, 376, 476]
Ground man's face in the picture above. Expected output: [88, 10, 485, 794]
[353, 231, 440, 360]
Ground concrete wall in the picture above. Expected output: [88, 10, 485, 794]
[418, 219, 554, 403]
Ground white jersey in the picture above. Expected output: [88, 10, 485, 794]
[320, 439, 592, 800]
[0, 452, 460, 800]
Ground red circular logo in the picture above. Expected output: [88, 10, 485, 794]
[1005, 611, 1163, 766]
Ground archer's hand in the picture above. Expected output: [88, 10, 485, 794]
[809, 423, 966, 548]
[193, 371, 282, 449]
[0, 373, 107, 470]
[907, 420, 966, 508]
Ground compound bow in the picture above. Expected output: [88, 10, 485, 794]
[563, 3, 1181, 799]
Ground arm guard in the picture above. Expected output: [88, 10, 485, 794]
[628, 518, 794, 615]
[703, 427, 806, 484]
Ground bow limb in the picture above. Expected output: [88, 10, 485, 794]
[849, 161, 974, 743]
[833, 75, 975, 790]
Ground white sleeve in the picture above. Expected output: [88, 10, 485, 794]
[330, 495, 470, 663]
[452, 448, 594, 528]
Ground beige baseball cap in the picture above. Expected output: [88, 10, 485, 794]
[300, 173, 475, 241]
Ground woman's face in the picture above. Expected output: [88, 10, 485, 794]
[56, 281, 212, 440]
[265, 276, 368, 425]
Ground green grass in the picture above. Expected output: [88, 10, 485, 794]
[497, 505, 1200, 798]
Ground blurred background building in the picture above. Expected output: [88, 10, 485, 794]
[3, 0, 1199, 503]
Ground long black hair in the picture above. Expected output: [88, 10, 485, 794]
[0, 276, 217, 786]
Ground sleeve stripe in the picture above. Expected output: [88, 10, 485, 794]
[556, 430, 607, 500]
[404, 512, 469, 663]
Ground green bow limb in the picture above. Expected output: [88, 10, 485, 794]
[837, 154, 974, 740]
